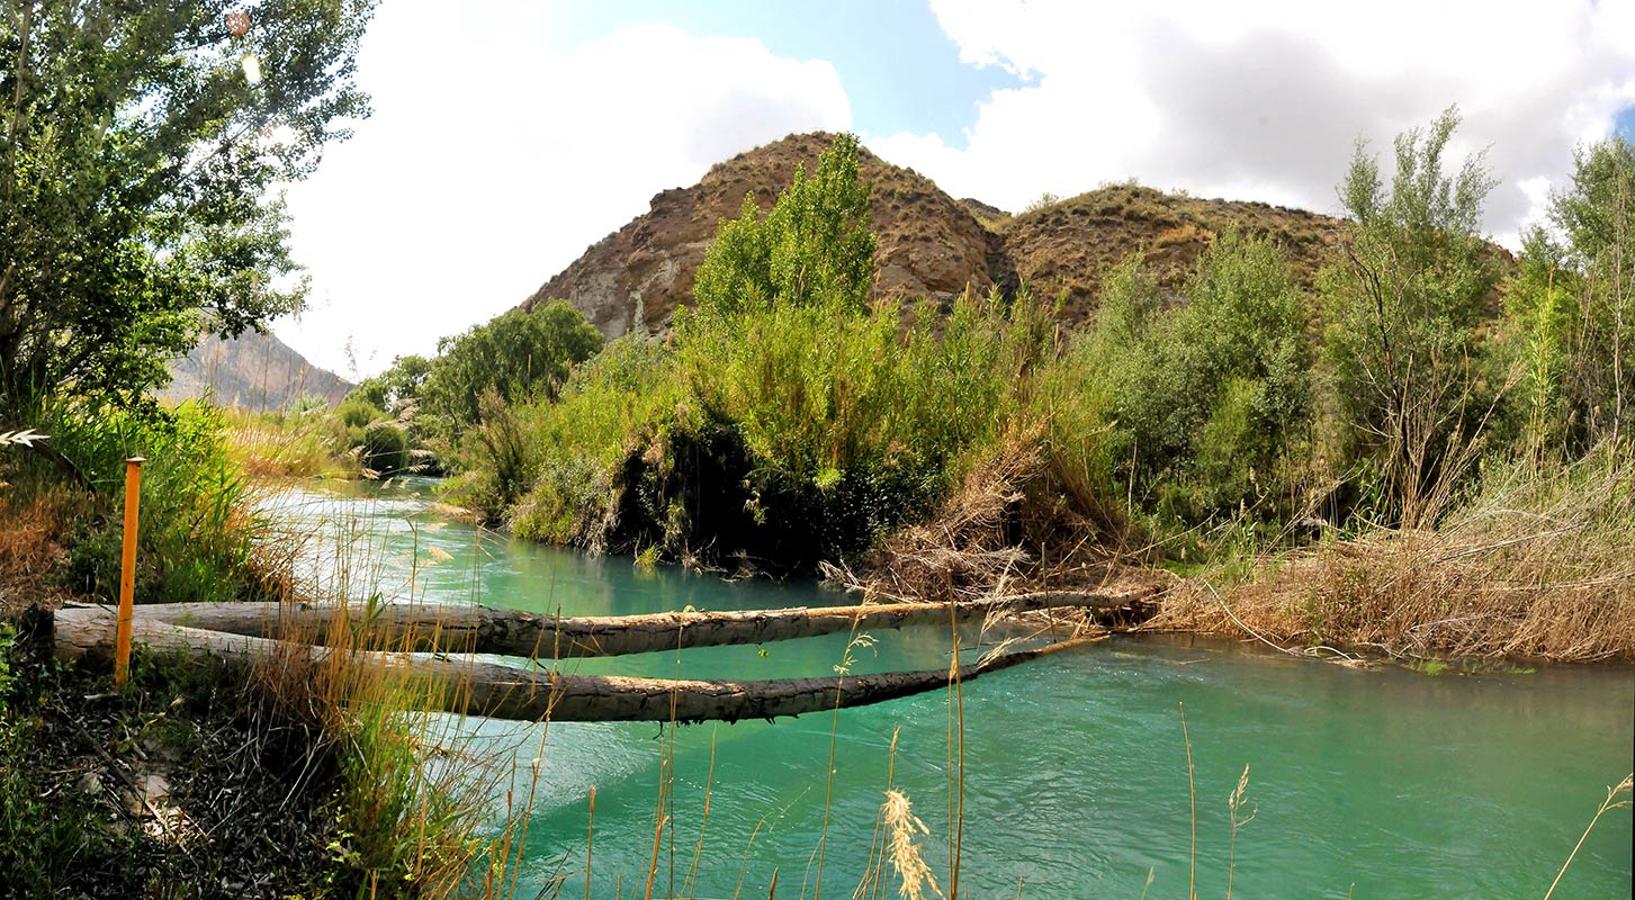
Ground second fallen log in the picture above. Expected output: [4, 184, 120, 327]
[122, 588, 1150, 659]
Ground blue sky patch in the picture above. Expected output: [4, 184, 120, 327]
[549, 0, 1019, 147]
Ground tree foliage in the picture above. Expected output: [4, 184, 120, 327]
[0, 0, 375, 414]
[691, 132, 876, 318]
[1321, 106, 1501, 526]
[1094, 231, 1312, 523]
[347, 353, 430, 417]
[420, 301, 602, 440]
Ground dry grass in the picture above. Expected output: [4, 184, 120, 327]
[880, 789, 943, 900]
[835, 428, 1118, 605]
[224, 409, 358, 479]
[0, 482, 87, 616]
[249, 596, 540, 897]
[1155, 444, 1635, 661]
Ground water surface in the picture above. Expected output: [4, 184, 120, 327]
[267, 478, 1635, 897]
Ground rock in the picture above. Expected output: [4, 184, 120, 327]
[76, 770, 102, 797]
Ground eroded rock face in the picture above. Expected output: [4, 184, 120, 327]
[522, 133, 1352, 337]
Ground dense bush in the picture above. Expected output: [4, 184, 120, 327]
[1500, 138, 1635, 458]
[454, 136, 1061, 569]
[359, 420, 410, 476]
[446, 125, 1629, 577]
[419, 302, 603, 442]
[1091, 231, 1312, 526]
[36, 401, 286, 606]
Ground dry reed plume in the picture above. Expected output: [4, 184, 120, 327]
[881, 789, 943, 900]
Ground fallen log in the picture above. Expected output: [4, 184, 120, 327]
[112, 588, 1149, 659]
[51, 606, 1103, 723]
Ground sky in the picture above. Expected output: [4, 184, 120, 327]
[276, 0, 1635, 380]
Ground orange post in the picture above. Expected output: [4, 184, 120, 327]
[114, 456, 145, 686]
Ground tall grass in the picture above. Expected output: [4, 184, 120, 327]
[23, 399, 293, 606]
[222, 404, 362, 479]
[248, 491, 541, 896]
[1156, 440, 1635, 660]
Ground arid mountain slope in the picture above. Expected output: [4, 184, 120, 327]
[523, 133, 994, 336]
[524, 132, 1351, 336]
[1001, 184, 1347, 324]
[161, 331, 352, 412]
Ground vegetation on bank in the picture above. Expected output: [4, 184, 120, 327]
[399, 120, 1633, 659]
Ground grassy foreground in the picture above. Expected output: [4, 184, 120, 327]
[0, 403, 534, 896]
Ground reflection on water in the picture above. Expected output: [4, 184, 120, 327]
[265, 477, 1635, 897]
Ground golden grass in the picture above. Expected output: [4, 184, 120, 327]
[881, 789, 943, 900]
[224, 409, 359, 479]
[1155, 444, 1635, 661]
[0, 483, 84, 616]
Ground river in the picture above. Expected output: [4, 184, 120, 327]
[264, 477, 1634, 898]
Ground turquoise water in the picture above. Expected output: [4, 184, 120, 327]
[267, 478, 1634, 897]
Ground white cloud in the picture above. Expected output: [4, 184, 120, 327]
[277, 5, 849, 378]
[871, 0, 1635, 246]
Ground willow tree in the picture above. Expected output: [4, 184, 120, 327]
[0, 1, 375, 415]
[1321, 107, 1502, 527]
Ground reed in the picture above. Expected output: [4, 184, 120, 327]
[1155, 440, 1635, 661]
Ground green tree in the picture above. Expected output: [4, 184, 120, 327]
[1321, 106, 1501, 527]
[1499, 229, 1576, 457]
[420, 301, 602, 439]
[0, 1, 374, 414]
[348, 353, 431, 417]
[1097, 231, 1312, 523]
[691, 133, 876, 318]
[1550, 138, 1634, 446]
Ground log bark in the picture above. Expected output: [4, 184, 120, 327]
[113, 588, 1149, 659]
[50, 605, 1103, 723]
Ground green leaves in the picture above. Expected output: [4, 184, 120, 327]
[421, 301, 603, 442]
[1321, 107, 1502, 527]
[1092, 231, 1312, 524]
[0, 1, 375, 413]
[692, 132, 876, 319]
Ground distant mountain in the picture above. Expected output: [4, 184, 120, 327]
[161, 330, 352, 412]
[522, 131, 1349, 336]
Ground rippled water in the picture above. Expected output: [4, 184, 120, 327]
[265, 477, 1634, 897]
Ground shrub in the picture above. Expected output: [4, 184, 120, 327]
[40, 400, 286, 605]
[1499, 138, 1635, 457]
[359, 420, 409, 476]
[419, 301, 602, 442]
[1090, 230, 1313, 528]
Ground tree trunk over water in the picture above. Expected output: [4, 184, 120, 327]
[110, 588, 1149, 658]
[50, 606, 1104, 723]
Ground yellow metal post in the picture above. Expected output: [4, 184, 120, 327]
[114, 456, 145, 686]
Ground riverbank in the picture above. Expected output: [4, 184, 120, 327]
[2, 470, 1631, 895]
[170, 478, 1635, 896]
[0, 410, 526, 896]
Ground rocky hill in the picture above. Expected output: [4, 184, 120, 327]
[161, 330, 351, 412]
[524, 133, 1352, 337]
